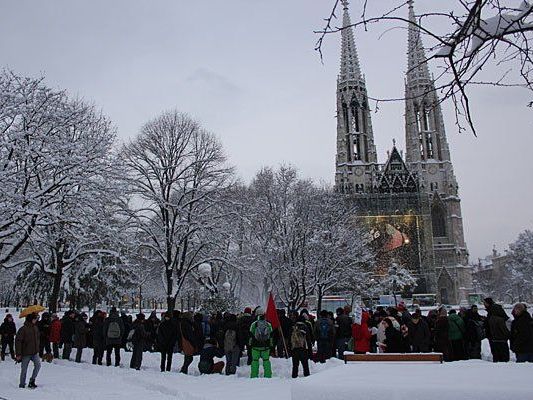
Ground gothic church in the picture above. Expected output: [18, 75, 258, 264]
[335, 0, 472, 304]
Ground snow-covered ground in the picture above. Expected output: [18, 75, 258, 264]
[1, 308, 532, 400]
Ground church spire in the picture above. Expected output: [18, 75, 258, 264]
[335, 0, 377, 193]
[339, 0, 363, 84]
[404, 0, 451, 164]
[406, 0, 431, 85]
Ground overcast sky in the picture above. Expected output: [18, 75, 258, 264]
[1, 0, 532, 261]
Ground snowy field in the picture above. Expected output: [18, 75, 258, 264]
[1, 349, 532, 400]
[1, 308, 532, 400]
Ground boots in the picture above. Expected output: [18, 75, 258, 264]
[28, 379, 37, 389]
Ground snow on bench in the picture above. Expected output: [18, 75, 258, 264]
[344, 353, 444, 364]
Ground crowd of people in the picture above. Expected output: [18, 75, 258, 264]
[3, 297, 533, 390]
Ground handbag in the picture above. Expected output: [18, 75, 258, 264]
[179, 323, 195, 356]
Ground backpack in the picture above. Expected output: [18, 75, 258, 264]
[107, 321, 121, 339]
[319, 319, 330, 340]
[291, 326, 306, 349]
[127, 328, 136, 342]
[224, 329, 237, 351]
[254, 319, 270, 345]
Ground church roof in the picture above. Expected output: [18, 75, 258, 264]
[375, 145, 419, 193]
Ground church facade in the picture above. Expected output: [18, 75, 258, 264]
[334, 0, 472, 304]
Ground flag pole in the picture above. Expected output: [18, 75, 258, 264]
[278, 326, 289, 359]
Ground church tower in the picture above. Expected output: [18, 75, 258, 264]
[404, 0, 471, 303]
[335, 0, 377, 193]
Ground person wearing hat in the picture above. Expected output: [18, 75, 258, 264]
[15, 313, 41, 389]
[237, 307, 254, 365]
[0, 313, 16, 361]
[73, 313, 89, 363]
[249, 307, 273, 378]
[130, 313, 148, 370]
[483, 297, 510, 362]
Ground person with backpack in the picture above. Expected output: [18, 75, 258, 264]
[0, 313, 16, 361]
[249, 308, 273, 378]
[157, 312, 177, 372]
[103, 307, 124, 367]
[223, 313, 240, 375]
[129, 313, 148, 370]
[49, 313, 61, 359]
[198, 338, 225, 374]
[334, 307, 353, 360]
[73, 313, 89, 363]
[15, 313, 41, 389]
[61, 311, 76, 360]
[447, 310, 466, 361]
[314, 310, 335, 363]
[464, 305, 485, 359]
[484, 297, 510, 362]
[290, 321, 310, 378]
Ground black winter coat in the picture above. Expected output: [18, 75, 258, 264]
[510, 311, 533, 354]
[485, 304, 510, 342]
[237, 314, 253, 349]
[61, 317, 75, 344]
[103, 313, 125, 346]
[199, 343, 225, 370]
[408, 319, 431, 352]
[384, 326, 403, 353]
[132, 320, 148, 346]
[91, 318, 105, 347]
[335, 314, 353, 339]
[0, 319, 16, 340]
[157, 319, 177, 352]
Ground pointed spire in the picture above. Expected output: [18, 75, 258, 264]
[339, 0, 363, 83]
[406, 0, 431, 84]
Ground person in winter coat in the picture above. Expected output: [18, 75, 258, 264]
[0, 314, 16, 360]
[510, 303, 533, 363]
[381, 318, 403, 353]
[91, 311, 105, 365]
[223, 313, 240, 375]
[49, 314, 61, 359]
[434, 307, 451, 361]
[314, 310, 335, 363]
[37, 312, 52, 360]
[129, 313, 148, 370]
[335, 307, 353, 359]
[352, 311, 373, 354]
[157, 312, 177, 372]
[61, 311, 76, 360]
[145, 311, 161, 352]
[103, 307, 125, 367]
[73, 313, 88, 363]
[290, 321, 310, 378]
[237, 308, 254, 365]
[408, 313, 431, 352]
[484, 298, 510, 362]
[249, 308, 273, 378]
[178, 312, 196, 374]
[193, 313, 206, 352]
[447, 310, 466, 361]
[464, 305, 485, 359]
[275, 309, 293, 358]
[15, 313, 41, 389]
[121, 312, 132, 351]
[198, 338, 225, 374]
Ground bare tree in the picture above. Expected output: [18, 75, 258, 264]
[316, 0, 533, 134]
[122, 110, 234, 311]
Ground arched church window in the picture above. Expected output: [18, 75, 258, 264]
[426, 131, 434, 158]
[432, 202, 446, 237]
[414, 103, 422, 132]
[350, 101, 360, 132]
[423, 107, 430, 131]
[353, 136, 360, 160]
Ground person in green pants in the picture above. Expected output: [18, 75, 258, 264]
[249, 308, 273, 378]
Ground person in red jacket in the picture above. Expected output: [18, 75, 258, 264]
[49, 314, 62, 359]
[352, 311, 373, 354]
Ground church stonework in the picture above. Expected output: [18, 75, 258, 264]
[335, 0, 472, 304]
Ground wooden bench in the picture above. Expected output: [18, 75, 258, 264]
[344, 353, 444, 364]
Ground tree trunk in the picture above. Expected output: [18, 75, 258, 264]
[48, 267, 63, 313]
[166, 296, 176, 312]
[317, 286, 323, 313]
